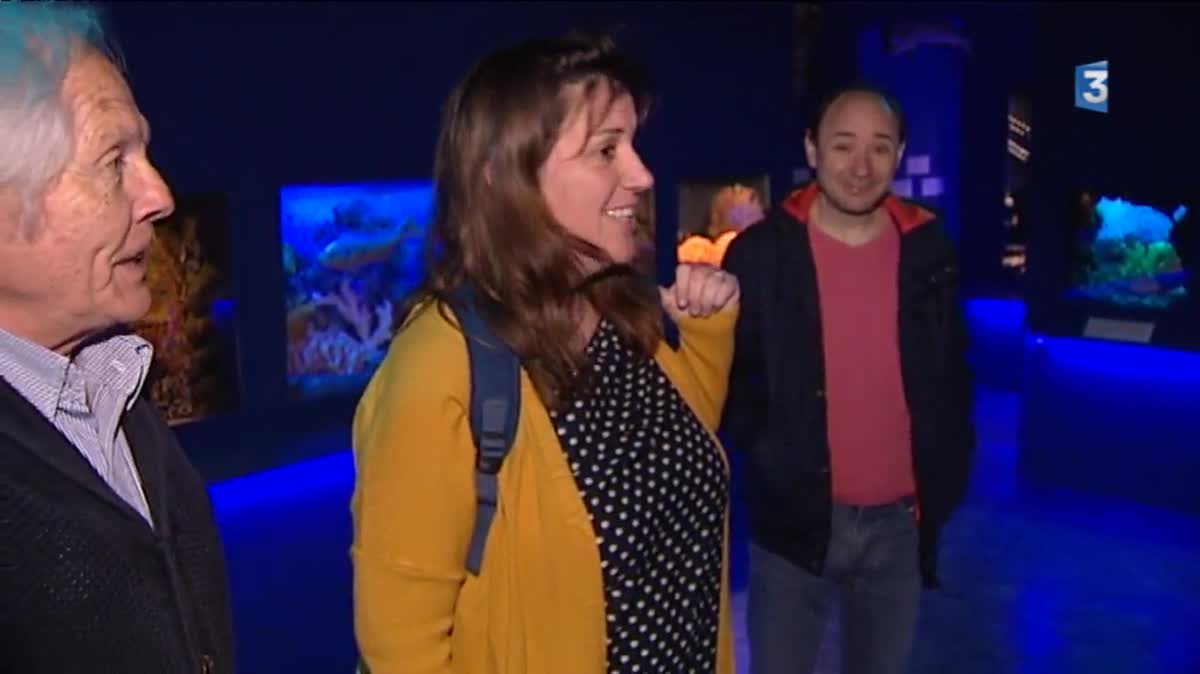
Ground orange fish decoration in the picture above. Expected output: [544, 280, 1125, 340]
[677, 230, 739, 268]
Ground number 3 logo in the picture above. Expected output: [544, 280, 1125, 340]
[1082, 69, 1108, 104]
[1075, 60, 1109, 113]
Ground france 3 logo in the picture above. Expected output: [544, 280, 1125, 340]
[1075, 60, 1109, 113]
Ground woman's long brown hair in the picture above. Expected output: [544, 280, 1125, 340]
[410, 33, 662, 411]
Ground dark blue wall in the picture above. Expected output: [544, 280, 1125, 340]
[828, 2, 1199, 515]
[101, 2, 1197, 499]
[814, 2, 1036, 297]
[101, 1, 804, 477]
[856, 22, 966, 243]
[1024, 3, 1200, 349]
[1015, 3, 1200, 514]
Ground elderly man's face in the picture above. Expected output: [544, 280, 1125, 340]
[0, 50, 173, 352]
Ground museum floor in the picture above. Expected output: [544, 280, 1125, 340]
[211, 388, 1200, 674]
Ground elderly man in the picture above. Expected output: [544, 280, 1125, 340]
[0, 5, 234, 673]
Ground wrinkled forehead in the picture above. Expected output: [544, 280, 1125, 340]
[63, 50, 148, 149]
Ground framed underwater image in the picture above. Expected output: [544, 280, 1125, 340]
[131, 193, 241, 426]
[1066, 190, 1193, 313]
[676, 176, 770, 268]
[280, 180, 433, 400]
[1052, 187, 1198, 350]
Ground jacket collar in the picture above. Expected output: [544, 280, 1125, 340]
[780, 182, 937, 235]
[0, 378, 167, 533]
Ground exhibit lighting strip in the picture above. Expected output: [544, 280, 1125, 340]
[1008, 139, 1030, 162]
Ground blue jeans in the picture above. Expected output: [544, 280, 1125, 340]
[747, 499, 922, 674]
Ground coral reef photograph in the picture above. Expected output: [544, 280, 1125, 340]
[1068, 193, 1191, 310]
[131, 193, 240, 425]
[280, 180, 432, 400]
[676, 178, 769, 268]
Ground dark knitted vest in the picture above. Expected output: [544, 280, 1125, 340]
[0, 380, 235, 674]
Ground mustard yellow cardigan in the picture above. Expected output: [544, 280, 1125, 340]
[350, 300, 738, 674]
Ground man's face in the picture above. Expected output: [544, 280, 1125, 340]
[0, 50, 174, 351]
[805, 92, 904, 217]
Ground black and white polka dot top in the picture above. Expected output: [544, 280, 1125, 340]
[550, 319, 728, 674]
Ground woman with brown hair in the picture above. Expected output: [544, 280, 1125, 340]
[350, 33, 740, 674]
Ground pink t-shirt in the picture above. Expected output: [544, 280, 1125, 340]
[808, 220, 916, 506]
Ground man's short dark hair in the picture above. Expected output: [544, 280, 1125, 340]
[808, 83, 907, 145]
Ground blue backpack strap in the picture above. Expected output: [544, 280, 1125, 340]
[449, 284, 521, 576]
[662, 308, 681, 350]
[647, 275, 681, 351]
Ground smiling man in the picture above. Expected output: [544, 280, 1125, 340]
[721, 84, 976, 674]
[0, 5, 234, 673]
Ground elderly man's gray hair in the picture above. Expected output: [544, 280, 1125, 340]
[0, 3, 120, 238]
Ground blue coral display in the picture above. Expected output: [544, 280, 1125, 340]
[1070, 195, 1191, 310]
[281, 181, 433, 399]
